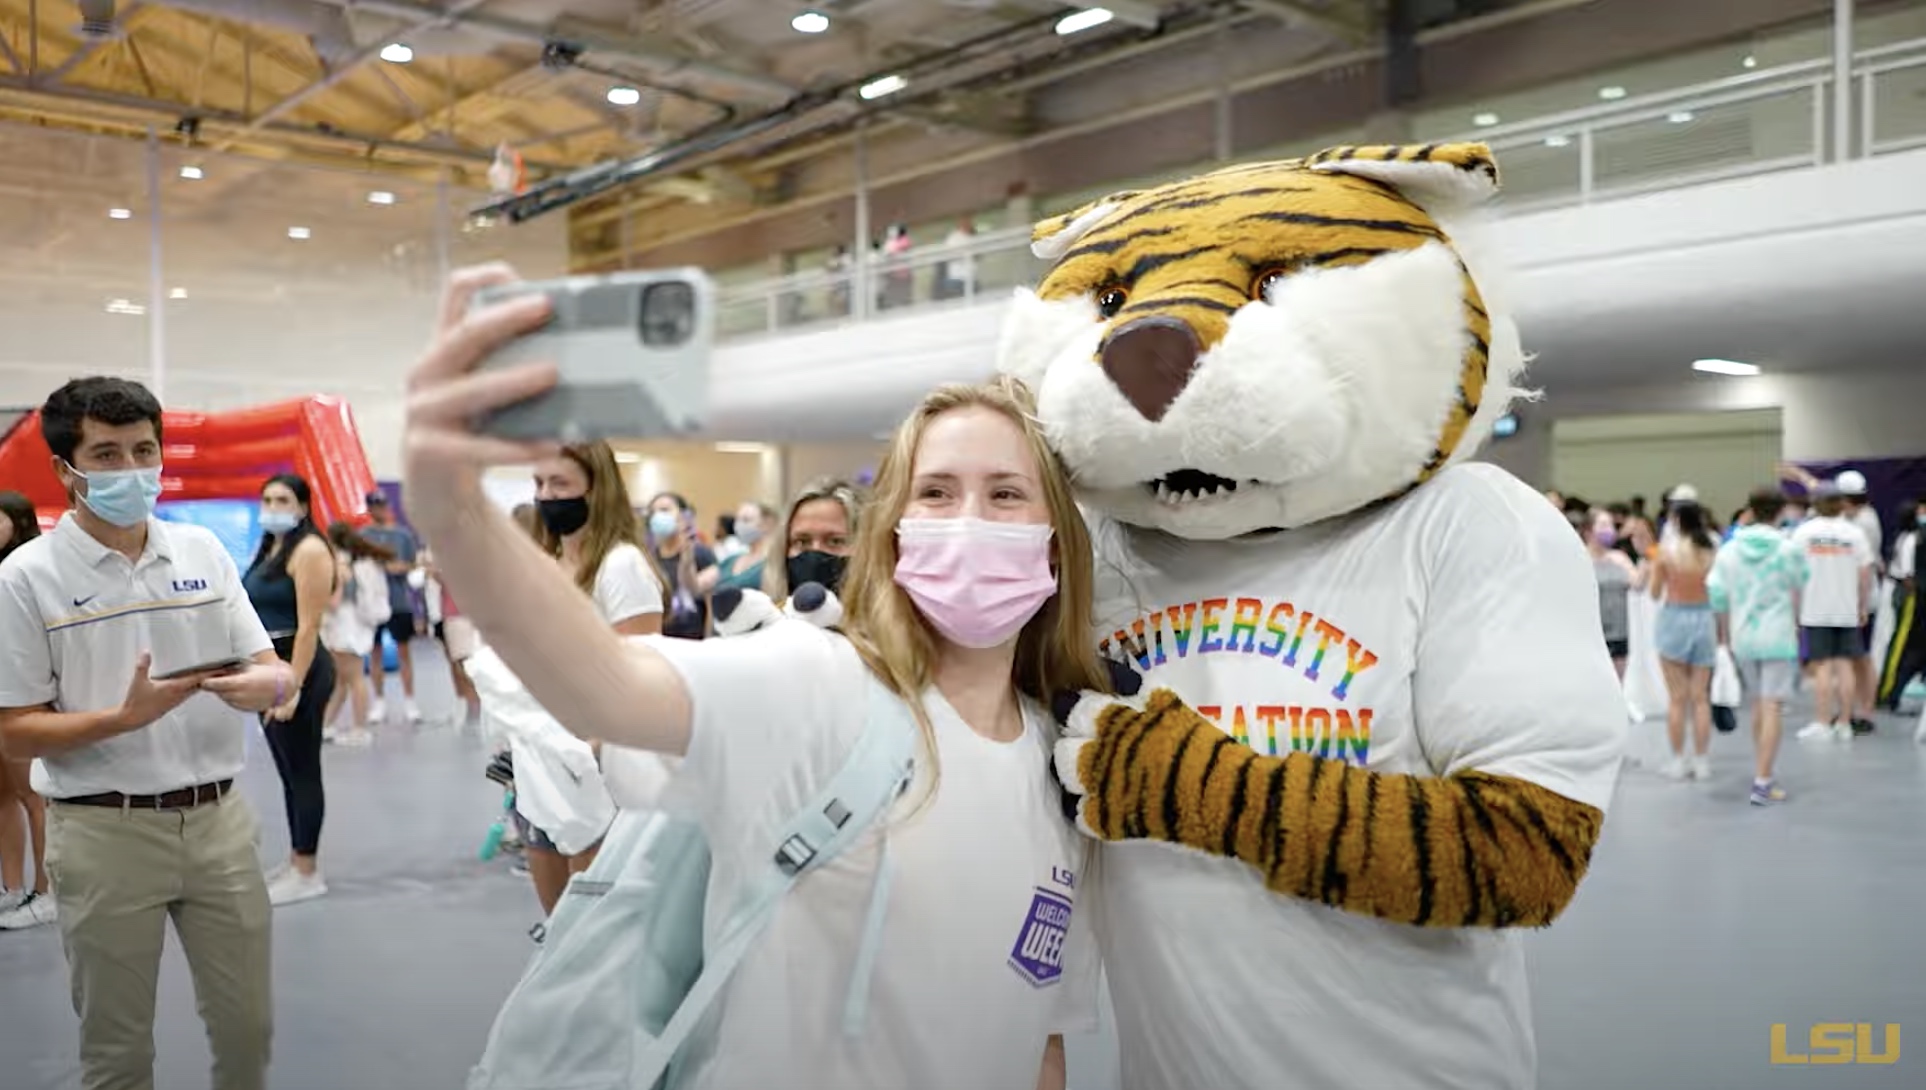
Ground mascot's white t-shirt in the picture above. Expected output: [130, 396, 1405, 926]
[1085, 462, 1625, 1090]
[649, 623, 1099, 1090]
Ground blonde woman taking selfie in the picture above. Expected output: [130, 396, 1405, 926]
[402, 265, 1107, 1090]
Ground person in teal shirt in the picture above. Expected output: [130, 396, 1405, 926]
[713, 502, 777, 594]
[1707, 488, 1808, 806]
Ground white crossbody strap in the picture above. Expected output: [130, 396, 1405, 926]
[634, 677, 918, 1086]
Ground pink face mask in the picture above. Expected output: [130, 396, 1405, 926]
[894, 517, 1057, 649]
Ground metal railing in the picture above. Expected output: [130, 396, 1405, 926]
[715, 36, 1926, 343]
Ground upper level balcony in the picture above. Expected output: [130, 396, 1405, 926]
[710, 32, 1926, 346]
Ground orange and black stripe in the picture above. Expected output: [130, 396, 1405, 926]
[1080, 689, 1603, 929]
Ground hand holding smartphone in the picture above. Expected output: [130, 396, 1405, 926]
[469, 270, 716, 444]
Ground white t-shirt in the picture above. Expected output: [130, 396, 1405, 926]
[1791, 516, 1873, 627]
[1850, 505, 1882, 569]
[645, 623, 1099, 1090]
[592, 542, 664, 627]
[589, 543, 672, 808]
[0, 514, 273, 797]
[1083, 462, 1625, 1090]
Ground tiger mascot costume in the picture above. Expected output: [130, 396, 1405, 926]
[997, 143, 1628, 1089]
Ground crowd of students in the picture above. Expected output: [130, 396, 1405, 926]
[1553, 471, 1921, 806]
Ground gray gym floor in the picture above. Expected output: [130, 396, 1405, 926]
[2, 649, 1922, 1089]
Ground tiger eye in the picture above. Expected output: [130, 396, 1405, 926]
[1096, 286, 1128, 318]
[1252, 268, 1290, 302]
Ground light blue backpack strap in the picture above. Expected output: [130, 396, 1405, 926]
[840, 679, 918, 1036]
[634, 674, 918, 1086]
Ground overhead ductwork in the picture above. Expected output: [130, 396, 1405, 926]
[76, 0, 117, 39]
[158, 0, 364, 65]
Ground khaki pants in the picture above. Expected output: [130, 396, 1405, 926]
[45, 792, 273, 1090]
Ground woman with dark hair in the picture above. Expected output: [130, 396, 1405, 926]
[242, 473, 338, 905]
[0, 491, 50, 920]
[1648, 499, 1720, 780]
[321, 521, 397, 745]
[645, 491, 718, 639]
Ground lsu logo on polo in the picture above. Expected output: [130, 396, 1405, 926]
[172, 579, 208, 593]
[1008, 867, 1076, 987]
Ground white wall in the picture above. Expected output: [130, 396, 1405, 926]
[0, 124, 568, 484]
[1479, 364, 1926, 489]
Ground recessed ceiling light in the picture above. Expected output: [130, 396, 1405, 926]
[1055, 7, 1114, 35]
[1742, 55, 1758, 69]
[380, 43, 413, 63]
[108, 207, 132, 219]
[1544, 134, 1571, 148]
[105, 298, 146, 316]
[858, 74, 907, 100]
[791, 10, 829, 33]
[1472, 112, 1499, 127]
[288, 226, 311, 240]
[1667, 110, 1695, 124]
[368, 190, 397, 205]
[169, 287, 187, 299]
[607, 85, 642, 106]
[1693, 358, 1760, 377]
[179, 165, 204, 180]
[1598, 85, 1627, 101]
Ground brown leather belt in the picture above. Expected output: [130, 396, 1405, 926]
[58, 779, 233, 811]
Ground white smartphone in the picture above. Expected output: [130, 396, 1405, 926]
[470, 269, 716, 443]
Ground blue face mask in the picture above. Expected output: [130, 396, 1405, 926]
[71, 463, 162, 528]
[649, 511, 680, 539]
[260, 510, 301, 535]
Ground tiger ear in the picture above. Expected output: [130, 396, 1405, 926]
[1030, 189, 1142, 262]
[1305, 142, 1500, 215]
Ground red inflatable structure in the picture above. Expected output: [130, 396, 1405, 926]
[0, 396, 377, 530]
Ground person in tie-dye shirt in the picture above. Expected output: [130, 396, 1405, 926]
[1708, 488, 1809, 806]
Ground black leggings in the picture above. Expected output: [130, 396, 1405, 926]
[264, 634, 335, 857]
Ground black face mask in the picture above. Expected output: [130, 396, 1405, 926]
[537, 497, 591, 537]
[787, 550, 847, 594]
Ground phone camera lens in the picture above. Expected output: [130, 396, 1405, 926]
[640, 282, 695, 347]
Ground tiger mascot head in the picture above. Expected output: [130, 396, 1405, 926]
[997, 142, 1528, 541]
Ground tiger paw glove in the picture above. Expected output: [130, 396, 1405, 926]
[1054, 687, 1607, 930]
[1049, 658, 1143, 823]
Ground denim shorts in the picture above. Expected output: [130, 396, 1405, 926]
[509, 807, 559, 853]
[1656, 603, 1718, 668]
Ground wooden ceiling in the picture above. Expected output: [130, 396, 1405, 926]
[0, 0, 1379, 221]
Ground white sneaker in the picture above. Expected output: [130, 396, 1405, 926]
[264, 862, 291, 885]
[1660, 757, 1689, 780]
[0, 889, 25, 914]
[405, 700, 423, 723]
[1689, 755, 1712, 780]
[1831, 723, 1854, 742]
[0, 891, 56, 930]
[368, 700, 387, 725]
[1796, 722, 1832, 741]
[268, 869, 328, 907]
[336, 728, 374, 748]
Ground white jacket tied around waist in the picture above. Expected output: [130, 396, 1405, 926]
[465, 644, 678, 853]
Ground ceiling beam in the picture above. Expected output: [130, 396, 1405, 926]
[39, 1, 146, 85]
[1241, 0, 1373, 44]
[0, 26, 23, 75]
[210, 0, 497, 152]
[0, 75, 568, 171]
[300, 0, 797, 103]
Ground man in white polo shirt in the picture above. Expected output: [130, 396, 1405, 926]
[0, 377, 292, 1090]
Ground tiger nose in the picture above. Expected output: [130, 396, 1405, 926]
[1099, 317, 1201, 422]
